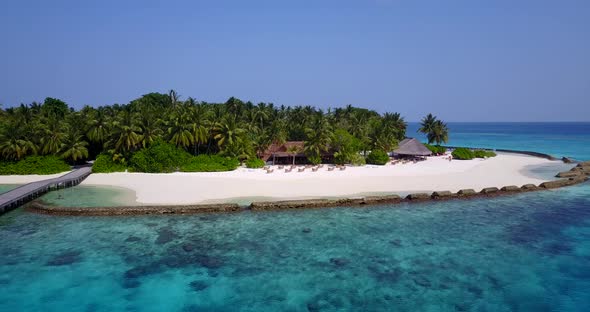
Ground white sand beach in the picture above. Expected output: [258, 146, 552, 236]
[74, 153, 562, 205]
[0, 172, 70, 184]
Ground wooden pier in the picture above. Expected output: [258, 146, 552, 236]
[0, 167, 92, 215]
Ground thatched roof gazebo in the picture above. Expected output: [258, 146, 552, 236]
[393, 138, 432, 156]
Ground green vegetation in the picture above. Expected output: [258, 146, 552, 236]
[332, 129, 363, 165]
[1, 92, 412, 173]
[245, 158, 265, 168]
[0, 156, 70, 175]
[92, 154, 127, 173]
[419, 114, 449, 145]
[451, 148, 475, 160]
[180, 155, 239, 172]
[424, 144, 446, 155]
[452, 148, 497, 160]
[366, 150, 390, 165]
[129, 141, 192, 173]
[474, 150, 497, 158]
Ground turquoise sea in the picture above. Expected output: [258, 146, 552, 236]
[407, 122, 590, 161]
[1, 122, 590, 311]
[0, 184, 18, 194]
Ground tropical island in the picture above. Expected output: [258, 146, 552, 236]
[0, 91, 582, 207]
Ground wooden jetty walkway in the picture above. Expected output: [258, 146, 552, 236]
[0, 167, 92, 215]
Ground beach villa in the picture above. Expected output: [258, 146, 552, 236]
[261, 141, 334, 165]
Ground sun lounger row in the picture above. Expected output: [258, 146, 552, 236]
[263, 164, 346, 173]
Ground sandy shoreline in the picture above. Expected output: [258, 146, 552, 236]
[0, 153, 571, 205]
[76, 153, 563, 205]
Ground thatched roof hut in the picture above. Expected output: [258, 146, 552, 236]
[394, 138, 431, 156]
[261, 141, 305, 162]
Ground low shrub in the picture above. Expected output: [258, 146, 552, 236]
[129, 141, 192, 173]
[349, 153, 366, 166]
[451, 148, 475, 160]
[474, 150, 497, 158]
[366, 149, 390, 165]
[92, 154, 127, 173]
[245, 158, 265, 168]
[425, 144, 446, 155]
[180, 155, 239, 172]
[307, 155, 322, 165]
[0, 156, 71, 175]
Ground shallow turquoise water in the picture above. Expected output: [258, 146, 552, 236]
[0, 184, 19, 194]
[1, 122, 590, 311]
[1, 183, 590, 311]
[40, 185, 139, 207]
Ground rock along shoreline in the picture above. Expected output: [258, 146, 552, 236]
[27, 160, 590, 216]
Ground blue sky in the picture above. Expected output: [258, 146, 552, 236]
[1, 0, 589, 121]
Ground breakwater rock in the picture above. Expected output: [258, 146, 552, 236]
[28, 202, 241, 216]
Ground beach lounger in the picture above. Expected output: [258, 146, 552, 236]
[298, 168, 305, 172]
[278, 165, 284, 169]
[339, 166, 346, 171]
[266, 169, 274, 174]
[328, 167, 335, 171]
[312, 167, 318, 172]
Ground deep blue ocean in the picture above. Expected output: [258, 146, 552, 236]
[1, 123, 590, 312]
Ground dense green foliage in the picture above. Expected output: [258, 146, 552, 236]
[245, 158, 265, 168]
[332, 129, 363, 165]
[180, 155, 239, 172]
[0, 91, 419, 173]
[451, 148, 497, 160]
[92, 154, 127, 173]
[474, 150, 497, 158]
[419, 114, 449, 145]
[424, 144, 446, 155]
[349, 153, 366, 166]
[452, 148, 475, 160]
[366, 150, 390, 165]
[129, 141, 192, 173]
[0, 156, 70, 175]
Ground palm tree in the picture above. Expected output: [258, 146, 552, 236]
[430, 120, 449, 145]
[139, 112, 163, 148]
[38, 117, 67, 155]
[188, 105, 208, 155]
[206, 105, 225, 153]
[252, 129, 271, 158]
[0, 124, 37, 160]
[383, 112, 407, 140]
[304, 115, 332, 164]
[214, 116, 245, 151]
[109, 110, 142, 154]
[253, 102, 269, 131]
[167, 110, 194, 149]
[168, 89, 180, 108]
[87, 110, 109, 144]
[419, 113, 437, 143]
[60, 132, 89, 163]
[286, 144, 301, 165]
